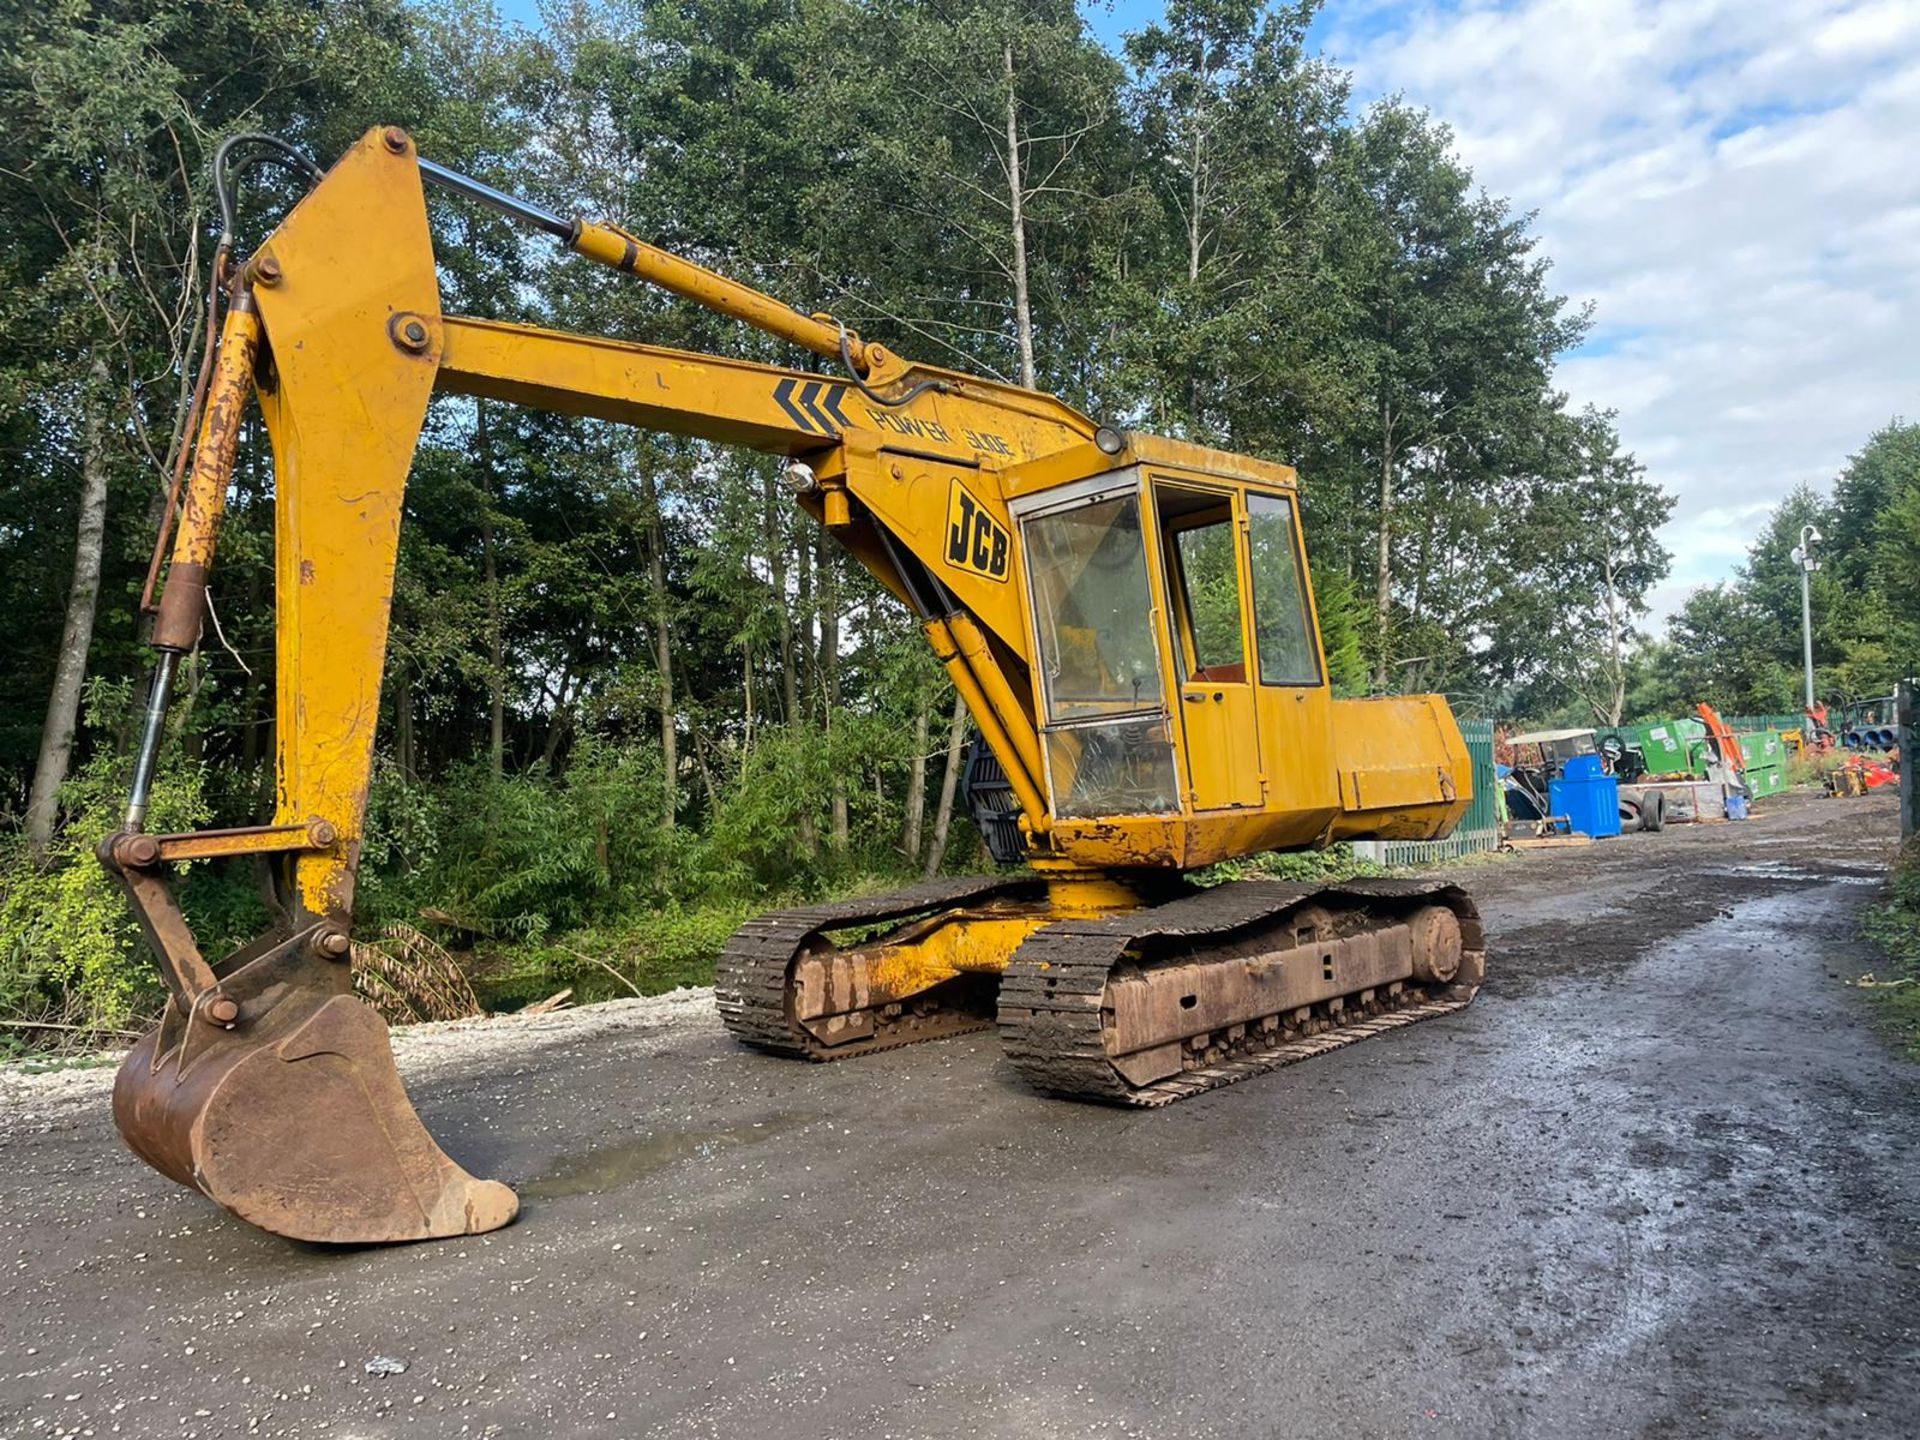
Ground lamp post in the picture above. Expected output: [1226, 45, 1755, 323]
[1789, 524, 1821, 711]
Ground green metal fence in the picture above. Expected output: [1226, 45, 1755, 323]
[1901, 682, 1914, 842]
[1355, 717, 1500, 868]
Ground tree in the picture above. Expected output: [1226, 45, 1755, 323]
[1485, 407, 1671, 722]
[1327, 102, 1588, 687]
[1119, 0, 1351, 446]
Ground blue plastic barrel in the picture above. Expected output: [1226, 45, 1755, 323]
[1549, 754, 1622, 837]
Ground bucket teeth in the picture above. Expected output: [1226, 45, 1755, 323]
[115, 990, 517, 1245]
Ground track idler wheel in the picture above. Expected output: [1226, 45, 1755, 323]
[113, 935, 517, 1245]
[1407, 904, 1463, 984]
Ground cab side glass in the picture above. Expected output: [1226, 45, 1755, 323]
[1169, 507, 1243, 682]
[1246, 493, 1320, 686]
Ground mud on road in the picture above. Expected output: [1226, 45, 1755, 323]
[4, 791, 1917, 1439]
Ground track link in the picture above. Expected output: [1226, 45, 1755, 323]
[715, 876, 1043, 1060]
[998, 877, 1485, 1106]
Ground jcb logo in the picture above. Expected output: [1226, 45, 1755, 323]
[945, 480, 1010, 582]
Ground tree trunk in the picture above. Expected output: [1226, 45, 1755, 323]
[902, 698, 931, 864]
[477, 401, 505, 784]
[26, 358, 112, 856]
[819, 532, 848, 849]
[690, 727, 721, 812]
[1372, 404, 1396, 692]
[794, 529, 817, 857]
[742, 641, 755, 750]
[766, 470, 799, 727]
[923, 693, 969, 880]
[1004, 40, 1037, 391]
[539, 663, 576, 773]
[1602, 549, 1625, 725]
[1188, 123, 1204, 283]
[795, 528, 813, 714]
[638, 456, 676, 829]
[394, 663, 416, 784]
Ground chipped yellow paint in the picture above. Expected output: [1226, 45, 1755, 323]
[842, 874, 1145, 1003]
[250, 130, 442, 919]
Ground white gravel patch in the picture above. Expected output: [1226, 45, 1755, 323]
[0, 986, 719, 1128]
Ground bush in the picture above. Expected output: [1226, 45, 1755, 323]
[0, 749, 215, 1033]
[467, 899, 755, 1011]
[361, 741, 679, 941]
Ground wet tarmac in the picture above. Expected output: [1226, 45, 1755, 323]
[3, 791, 1916, 1438]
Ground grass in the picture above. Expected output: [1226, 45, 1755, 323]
[6, 1050, 122, 1074]
[1862, 837, 1920, 1058]
[475, 843, 1483, 1012]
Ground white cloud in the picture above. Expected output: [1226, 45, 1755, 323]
[1316, 0, 1920, 624]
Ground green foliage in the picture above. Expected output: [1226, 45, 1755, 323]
[1629, 423, 1920, 720]
[474, 901, 756, 1011]
[360, 740, 677, 940]
[1863, 840, 1920, 1057]
[1311, 566, 1368, 697]
[0, 719, 214, 1031]
[1195, 842, 1385, 886]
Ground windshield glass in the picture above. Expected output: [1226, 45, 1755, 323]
[1023, 493, 1165, 722]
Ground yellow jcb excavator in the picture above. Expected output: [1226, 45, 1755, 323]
[100, 127, 1485, 1246]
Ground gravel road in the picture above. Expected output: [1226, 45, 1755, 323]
[4, 790, 1916, 1439]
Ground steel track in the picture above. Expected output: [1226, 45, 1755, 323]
[713, 875, 1043, 1059]
[998, 877, 1486, 1106]
[716, 875, 1485, 1103]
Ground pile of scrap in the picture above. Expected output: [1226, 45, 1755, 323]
[1498, 730, 1618, 845]
[1827, 754, 1898, 797]
[1499, 702, 1801, 843]
[1595, 704, 1791, 824]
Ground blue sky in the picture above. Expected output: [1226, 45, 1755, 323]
[485, 0, 1920, 624]
[1307, 0, 1920, 623]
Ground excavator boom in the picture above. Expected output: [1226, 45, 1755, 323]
[104, 127, 1481, 1245]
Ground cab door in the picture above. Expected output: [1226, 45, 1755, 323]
[1153, 481, 1263, 810]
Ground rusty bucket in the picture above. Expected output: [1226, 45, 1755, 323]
[112, 926, 518, 1245]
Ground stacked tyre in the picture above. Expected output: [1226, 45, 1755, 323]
[1620, 790, 1666, 834]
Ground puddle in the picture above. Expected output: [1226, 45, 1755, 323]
[522, 1113, 803, 1198]
[1710, 861, 1883, 885]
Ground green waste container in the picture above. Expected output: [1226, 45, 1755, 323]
[1738, 730, 1785, 769]
[1738, 730, 1787, 798]
[1629, 719, 1693, 776]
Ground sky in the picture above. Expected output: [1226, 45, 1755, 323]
[1302, 0, 1920, 625]
[494, 0, 1920, 624]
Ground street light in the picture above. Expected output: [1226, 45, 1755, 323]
[1789, 524, 1822, 711]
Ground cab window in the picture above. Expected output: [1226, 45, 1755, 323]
[1021, 488, 1179, 816]
[1246, 493, 1320, 685]
[1157, 486, 1244, 684]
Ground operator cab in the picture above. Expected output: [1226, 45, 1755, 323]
[1010, 466, 1327, 824]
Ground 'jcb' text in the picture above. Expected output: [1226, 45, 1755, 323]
[945, 481, 1010, 583]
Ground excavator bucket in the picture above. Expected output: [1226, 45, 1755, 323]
[111, 927, 517, 1245]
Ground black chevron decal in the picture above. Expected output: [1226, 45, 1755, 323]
[821, 385, 855, 429]
[797, 380, 839, 434]
[772, 377, 818, 432]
